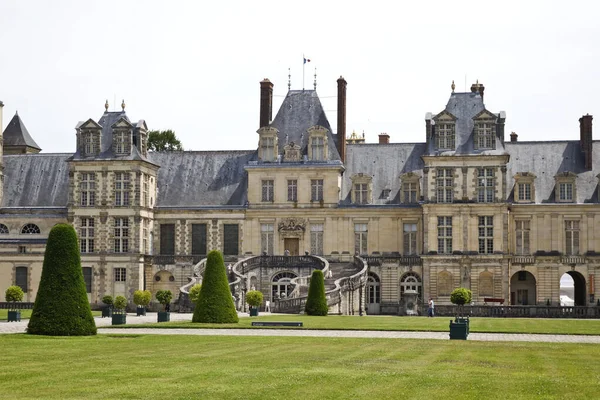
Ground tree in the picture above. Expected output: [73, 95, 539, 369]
[192, 250, 239, 323]
[5, 286, 24, 310]
[156, 290, 173, 311]
[148, 130, 183, 151]
[28, 224, 97, 336]
[450, 287, 472, 317]
[246, 290, 263, 309]
[133, 290, 151, 308]
[305, 270, 328, 316]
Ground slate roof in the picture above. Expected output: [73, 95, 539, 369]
[270, 90, 341, 162]
[2, 112, 42, 150]
[148, 150, 257, 208]
[2, 154, 71, 207]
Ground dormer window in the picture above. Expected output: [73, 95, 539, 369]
[78, 119, 102, 157]
[307, 125, 329, 161]
[401, 172, 421, 204]
[351, 173, 373, 205]
[114, 130, 131, 155]
[514, 172, 536, 203]
[257, 126, 279, 162]
[554, 172, 577, 203]
[473, 111, 497, 150]
[437, 123, 455, 150]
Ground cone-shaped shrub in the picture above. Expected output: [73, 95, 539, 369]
[28, 224, 97, 335]
[305, 269, 328, 316]
[192, 250, 238, 323]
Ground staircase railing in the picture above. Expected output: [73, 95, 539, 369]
[177, 257, 207, 312]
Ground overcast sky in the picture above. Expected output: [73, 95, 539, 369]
[1, 0, 598, 153]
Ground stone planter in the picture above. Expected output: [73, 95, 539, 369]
[136, 307, 146, 316]
[7, 310, 21, 322]
[112, 313, 127, 325]
[158, 311, 170, 322]
[102, 307, 113, 318]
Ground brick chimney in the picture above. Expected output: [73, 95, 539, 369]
[259, 78, 273, 128]
[510, 132, 518, 143]
[337, 76, 347, 162]
[379, 133, 390, 144]
[579, 114, 593, 170]
[470, 82, 485, 100]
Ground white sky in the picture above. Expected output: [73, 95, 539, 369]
[1, 0, 599, 153]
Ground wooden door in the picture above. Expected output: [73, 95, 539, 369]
[284, 238, 299, 256]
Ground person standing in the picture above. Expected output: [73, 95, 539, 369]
[427, 298, 435, 317]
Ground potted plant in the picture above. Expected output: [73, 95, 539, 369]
[5, 285, 24, 322]
[246, 290, 263, 317]
[101, 295, 114, 318]
[111, 295, 128, 325]
[133, 290, 151, 316]
[156, 290, 173, 322]
[449, 287, 472, 340]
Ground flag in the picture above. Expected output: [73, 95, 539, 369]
[304, 57, 311, 64]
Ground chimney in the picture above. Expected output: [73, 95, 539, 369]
[379, 133, 390, 144]
[470, 81, 485, 99]
[510, 132, 518, 143]
[337, 76, 347, 162]
[259, 78, 273, 128]
[579, 114, 593, 170]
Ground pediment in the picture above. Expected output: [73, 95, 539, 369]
[135, 119, 148, 130]
[307, 125, 329, 135]
[111, 117, 133, 129]
[400, 172, 421, 181]
[79, 118, 102, 130]
[257, 126, 279, 136]
[433, 110, 457, 122]
[472, 109, 497, 121]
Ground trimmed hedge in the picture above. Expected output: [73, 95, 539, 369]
[192, 250, 238, 323]
[246, 290, 263, 308]
[27, 224, 97, 336]
[305, 270, 328, 316]
[450, 288, 472, 305]
[189, 284, 202, 304]
[133, 290, 151, 307]
[156, 290, 173, 311]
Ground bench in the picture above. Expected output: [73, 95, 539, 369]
[251, 321, 303, 327]
[484, 298, 505, 305]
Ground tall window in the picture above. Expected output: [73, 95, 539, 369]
[478, 216, 494, 254]
[223, 224, 239, 256]
[114, 172, 130, 206]
[310, 224, 324, 255]
[142, 219, 149, 254]
[476, 122, 495, 149]
[311, 179, 324, 202]
[437, 217, 452, 254]
[260, 224, 274, 255]
[114, 131, 129, 154]
[436, 169, 453, 203]
[287, 180, 297, 202]
[403, 223, 417, 255]
[142, 174, 150, 207]
[114, 268, 126, 282]
[83, 132, 96, 155]
[311, 137, 324, 161]
[262, 137, 275, 162]
[160, 224, 175, 255]
[354, 223, 368, 255]
[82, 267, 92, 293]
[559, 183, 573, 202]
[477, 168, 494, 203]
[403, 182, 418, 203]
[437, 123, 455, 150]
[515, 220, 530, 255]
[15, 266, 28, 292]
[517, 183, 531, 201]
[114, 218, 129, 253]
[80, 173, 96, 207]
[80, 218, 95, 253]
[262, 180, 274, 202]
[367, 274, 381, 304]
[354, 183, 368, 204]
[191, 224, 207, 255]
[565, 220, 580, 255]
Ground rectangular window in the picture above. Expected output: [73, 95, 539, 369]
[114, 268, 126, 282]
[114, 218, 129, 253]
[311, 179, 324, 202]
[114, 131, 129, 154]
[191, 224, 207, 255]
[354, 183, 368, 204]
[15, 266, 28, 292]
[82, 267, 92, 293]
[559, 183, 573, 201]
[114, 172, 130, 206]
[80, 173, 96, 207]
[403, 223, 417, 255]
[84, 133, 94, 155]
[476, 123, 495, 149]
[436, 169, 454, 203]
[403, 182, 417, 203]
[515, 220, 530, 255]
[477, 168, 494, 203]
[143, 174, 149, 207]
[80, 217, 95, 253]
[518, 183, 531, 201]
[354, 223, 368, 255]
[565, 220, 580, 255]
[262, 137, 275, 162]
[437, 123, 455, 150]
[142, 218, 149, 254]
[310, 224, 324, 255]
[261, 180, 274, 202]
[160, 224, 175, 255]
[223, 224, 239, 256]
[261, 224, 274, 255]
[287, 180, 297, 202]
[437, 216, 452, 254]
[478, 216, 494, 254]
[311, 137, 324, 161]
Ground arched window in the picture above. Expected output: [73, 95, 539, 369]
[21, 224, 41, 234]
[479, 271, 494, 297]
[0, 224, 9, 234]
[400, 272, 422, 301]
[438, 271, 453, 296]
[367, 273, 380, 304]
[271, 271, 297, 300]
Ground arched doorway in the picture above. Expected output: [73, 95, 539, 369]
[271, 271, 297, 301]
[561, 271, 586, 306]
[510, 270, 536, 305]
[366, 273, 381, 315]
[400, 272, 422, 315]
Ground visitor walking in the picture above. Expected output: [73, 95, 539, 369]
[427, 298, 434, 317]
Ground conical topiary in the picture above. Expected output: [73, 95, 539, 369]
[28, 223, 97, 335]
[305, 269, 328, 316]
[192, 250, 239, 323]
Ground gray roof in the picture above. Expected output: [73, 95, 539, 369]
[2, 154, 71, 207]
[506, 141, 600, 203]
[270, 90, 341, 161]
[2, 112, 41, 150]
[148, 150, 257, 208]
[342, 143, 426, 205]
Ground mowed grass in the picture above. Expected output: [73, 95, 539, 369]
[0, 309, 101, 320]
[116, 314, 600, 335]
[1, 334, 599, 399]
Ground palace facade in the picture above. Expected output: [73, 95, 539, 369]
[0, 78, 598, 314]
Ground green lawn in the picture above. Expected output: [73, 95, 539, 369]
[0, 334, 598, 399]
[0, 309, 101, 320]
[115, 314, 600, 335]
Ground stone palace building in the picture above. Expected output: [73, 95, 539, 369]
[0, 77, 598, 315]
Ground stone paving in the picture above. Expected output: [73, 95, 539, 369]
[2, 313, 600, 343]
